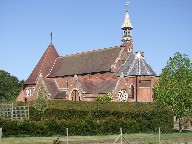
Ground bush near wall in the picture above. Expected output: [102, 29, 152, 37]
[0, 101, 174, 137]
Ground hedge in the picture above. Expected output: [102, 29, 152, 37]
[30, 101, 173, 120]
[0, 101, 174, 137]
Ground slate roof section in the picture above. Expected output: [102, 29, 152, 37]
[48, 46, 121, 77]
[25, 44, 59, 85]
[116, 51, 157, 76]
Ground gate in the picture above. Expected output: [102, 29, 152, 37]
[0, 103, 29, 120]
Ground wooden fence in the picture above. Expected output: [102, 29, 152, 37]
[0, 103, 29, 120]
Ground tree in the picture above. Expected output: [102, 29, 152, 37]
[153, 52, 192, 132]
[0, 70, 24, 102]
[33, 85, 48, 121]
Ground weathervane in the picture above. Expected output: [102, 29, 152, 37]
[50, 32, 53, 44]
[126, 1, 129, 11]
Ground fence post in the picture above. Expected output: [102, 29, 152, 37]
[158, 127, 161, 143]
[120, 128, 122, 144]
[66, 128, 68, 144]
[0, 128, 2, 143]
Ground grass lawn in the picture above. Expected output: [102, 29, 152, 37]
[1, 132, 192, 144]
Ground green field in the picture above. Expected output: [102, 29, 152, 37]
[1, 132, 192, 144]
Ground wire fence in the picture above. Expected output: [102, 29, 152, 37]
[53, 128, 161, 144]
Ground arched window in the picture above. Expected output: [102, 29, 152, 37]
[26, 88, 29, 97]
[131, 85, 134, 99]
[29, 87, 32, 96]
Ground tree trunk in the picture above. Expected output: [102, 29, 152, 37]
[179, 117, 184, 132]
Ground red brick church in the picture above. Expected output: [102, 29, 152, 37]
[17, 5, 158, 102]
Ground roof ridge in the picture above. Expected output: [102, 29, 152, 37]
[62, 46, 120, 58]
[141, 57, 157, 76]
[46, 57, 58, 78]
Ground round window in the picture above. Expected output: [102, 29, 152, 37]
[118, 89, 128, 102]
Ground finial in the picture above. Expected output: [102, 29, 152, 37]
[50, 32, 53, 44]
[126, 1, 129, 12]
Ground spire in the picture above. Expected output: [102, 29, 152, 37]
[121, 1, 133, 43]
[50, 32, 53, 44]
[121, 11, 133, 30]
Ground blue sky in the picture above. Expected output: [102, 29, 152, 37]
[0, 0, 192, 80]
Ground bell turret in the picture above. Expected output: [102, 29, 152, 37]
[121, 2, 133, 43]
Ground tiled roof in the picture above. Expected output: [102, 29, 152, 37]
[48, 46, 121, 77]
[54, 91, 67, 99]
[25, 44, 59, 85]
[45, 78, 67, 99]
[44, 78, 58, 97]
[80, 78, 117, 94]
[116, 51, 157, 76]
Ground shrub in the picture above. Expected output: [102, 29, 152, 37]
[0, 101, 174, 136]
[96, 92, 113, 102]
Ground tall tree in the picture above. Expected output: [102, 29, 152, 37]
[0, 70, 24, 102]
[153, 52, 192, 132]
[33, 85, 48, 121]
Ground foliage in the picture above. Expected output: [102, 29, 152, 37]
[0, 70, 24, 102]
[153, 52, 192, 132]
[96, 92, 113, 102]
[33, 85, 48, 121]
[29, 101, 173, 134]
[0, 111, 173, 137]
[0, 101, 173, 137]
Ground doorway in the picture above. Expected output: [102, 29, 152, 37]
[71, 90, 80, 101]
